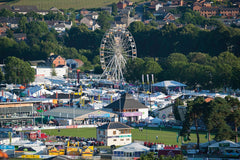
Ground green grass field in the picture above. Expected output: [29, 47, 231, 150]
[10, 0, 144, 10]
[42, 127, 213, 145]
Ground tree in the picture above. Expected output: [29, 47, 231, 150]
[97, 11, 113, 31]
[128, 21, 146, 33]
[125, 58, 145, 83]
[161, 53, 188, 82]
[4, 56, 35, 84]
[0, 37, 19, 60]
[143, 57, 162, 81]
[0, 8, 14, 17]
[0, 70, 4, 83]
[18, 16, 28, 33]
[205, 97, 233, 141]
[173, 98, 183, 121]
[130, 9, 135, 17]
[26, 21, 49, 45]
[225, 96, 240, 142]
[26, 11, 43, 20]
[112, 3, 117, 16]
[186, 97, 206, 149]
[140, 152, 154, 160]
[51, 64, 57, 76]
[6, 29, 13, 39]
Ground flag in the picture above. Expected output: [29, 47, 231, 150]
[98, 95, 100, 101]
[151, 74, 154, 84]
[8, 132, 12, 144]
[147, 74, 149, 84]
[142, 74, 144, 84]
[80, 85, 82, 93]
[110, 96, 113, 103]
[56, 92, 58, 99]
[82, 99, 85, 106]
[79, 97, 82, 104]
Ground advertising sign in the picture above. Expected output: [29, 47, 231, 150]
[121, 112, 142, 117]
[88, 113, 110, 118]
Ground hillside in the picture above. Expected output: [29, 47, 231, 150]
[9, 0, 144, 10]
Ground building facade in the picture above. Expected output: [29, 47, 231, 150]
[97, 122, 132, 146]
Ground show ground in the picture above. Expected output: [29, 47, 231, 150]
[41, 127, 213, 145]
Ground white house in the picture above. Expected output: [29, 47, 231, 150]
[91, 12, 99, 20]
[34, 66, 68, 78]
[155, 3, 163, 11]
[97, 122, 133, 146]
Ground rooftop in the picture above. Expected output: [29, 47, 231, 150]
[97, 122, 132, 130]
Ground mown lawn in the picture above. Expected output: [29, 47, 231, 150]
[42, 127, 213, 145]
[11, 0, 144, 10]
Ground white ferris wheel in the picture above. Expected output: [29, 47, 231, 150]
[99, 27, 137, 82]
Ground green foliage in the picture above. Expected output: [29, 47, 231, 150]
[128, 21, 146, 33]
[143, 57, 162, 78]
[4, 56, 35, 84]
[0, 70, 4, 83]
[65, 25, 104, 52]
[44, 11, 66, 21]
[18, 16, 28, 33]
[111, 3, 117, 16]
[0, 8, 14, 17]
[93, 65, 103, 74]
[125, 58, 145, 83]
[130, 8, 135, 17]
[26, 21, 49, 45]
[97, 11, 113, 31]
[182, 96, 240, 143]
[140, 152, 154, 160]
[6, 29, 13, 38]
[25, 11, 43, 20]
[51, 64, 57, 76]
[173, 98, 183, 121]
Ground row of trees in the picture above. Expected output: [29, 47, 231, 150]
[125, 51, 240, 90]
[128, 21, 240, 58]
[180, 96, 240, 148]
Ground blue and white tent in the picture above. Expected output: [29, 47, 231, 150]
[153, 80, 187, 88]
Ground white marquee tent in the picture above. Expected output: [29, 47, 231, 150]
[113, 143, 150, 158]
[153, 80, 187, 88]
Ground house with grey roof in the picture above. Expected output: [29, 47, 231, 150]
[104, 93, 148, 122]
[50, 7, 63, 15]
[80, 16, 100, 31]
[97, 122, 133, 146]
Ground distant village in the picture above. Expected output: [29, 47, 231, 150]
[0, 0, 240, 42]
